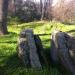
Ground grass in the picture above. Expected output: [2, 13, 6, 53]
[0, 21, 75, 75]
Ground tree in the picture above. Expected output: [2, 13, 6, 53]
[16, 0, 40, 22]
[40, 0, 44, 20]
[66, 0, 75, 24]
[8, 0, 16, 16]
[40, 0, 52, 20]
[44, 0, 52, 20]
[52, 0, 65, 22]
[0, 0, 9, 35]
[52, 0, 75, 24]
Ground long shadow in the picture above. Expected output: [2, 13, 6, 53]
[0, 41, 17, 44]
[0, 32, 18, 38]
[7, 32, 18, 38]
[35, 34, 51, 36]
[5, 53, 24, 68]
[0, 53, 25, 75]
[0, 32, 18, 44]
[67, 30, 75, 33]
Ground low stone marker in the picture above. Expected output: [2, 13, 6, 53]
[51, 30, 75, 75]
[17, 29, 42, 69]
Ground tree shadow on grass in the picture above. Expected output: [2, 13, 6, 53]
[0, 49, 71, 75]
[0, 32, 18, 44]
[0, 32, 18, 39]
[6, 32, 18, 38]
[0, 53, 26, 75]
[66, 30, 75, 35]
[67, 30, 75, 33]
[0, 41, 17, 44]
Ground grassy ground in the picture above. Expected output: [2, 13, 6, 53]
[0, 21, 75, 75]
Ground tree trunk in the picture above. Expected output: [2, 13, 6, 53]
[40, 0, 44, 20]
[0, 0, 9, 35]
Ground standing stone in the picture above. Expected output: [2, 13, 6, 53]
[66, 36, 75, 63]
[17, 29, 42, 69]
[51, 30, 75, 75]
[25, 29, 42, 69]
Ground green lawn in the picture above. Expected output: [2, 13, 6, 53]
[0, 21, 75, 75]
